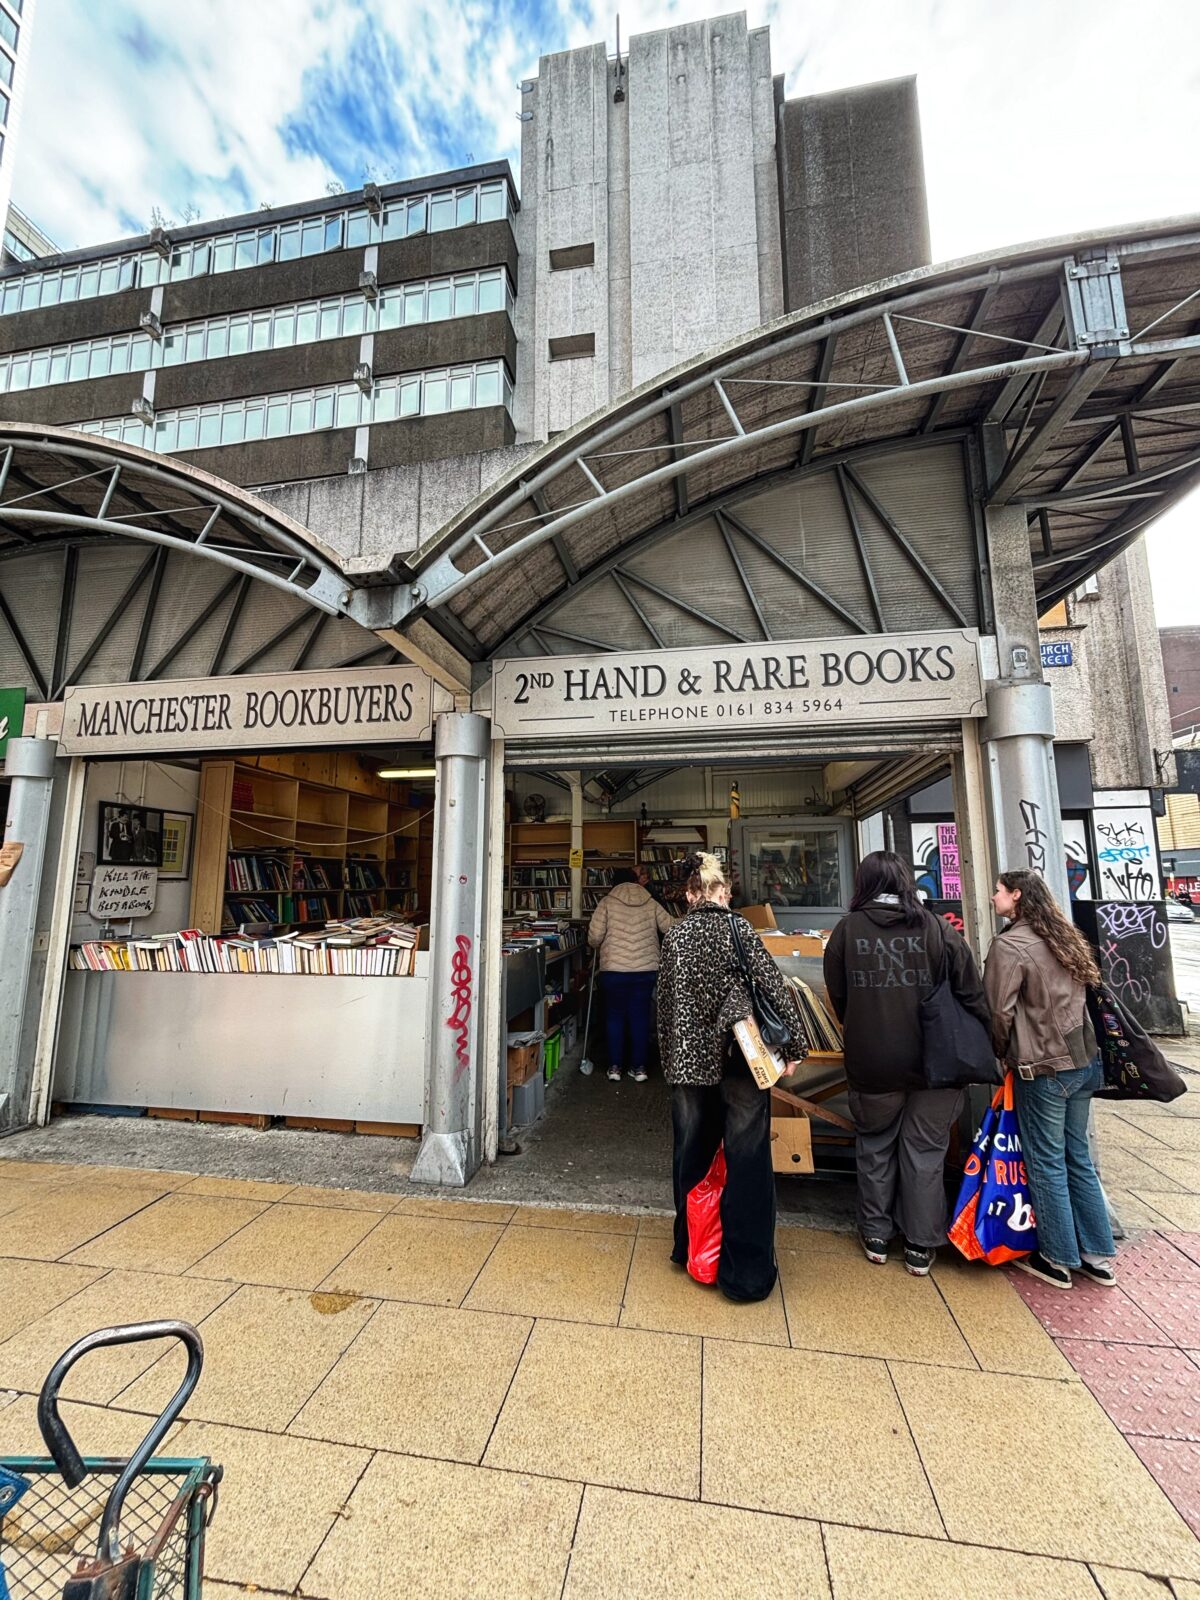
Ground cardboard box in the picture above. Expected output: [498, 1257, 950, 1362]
[740, 903, 778, 930]
[770, 1099, 814, 1174]
[507, 1041, 543, 1085]
[732, 1017, 786, 1090]
[760, 930, 826, 958]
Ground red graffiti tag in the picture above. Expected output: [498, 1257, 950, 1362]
[447, 934, 473, 1077]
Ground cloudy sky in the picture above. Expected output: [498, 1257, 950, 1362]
[9, 0, 1199, 622]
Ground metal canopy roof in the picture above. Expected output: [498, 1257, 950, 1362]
[0, 424, 415, 699]
[406, 217, 1200, 660]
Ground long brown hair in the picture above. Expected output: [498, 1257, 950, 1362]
[999, 870, 1100, 984]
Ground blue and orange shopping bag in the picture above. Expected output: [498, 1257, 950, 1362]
[949, 1071, 1038, 1264]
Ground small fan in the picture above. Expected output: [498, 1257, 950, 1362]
[523, 793, 547, 822]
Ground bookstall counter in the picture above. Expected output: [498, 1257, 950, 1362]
[55, 960, 429, 1122]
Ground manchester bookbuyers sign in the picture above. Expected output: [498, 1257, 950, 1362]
[490, 629, 985, 741]
[59, 667, 434, 756]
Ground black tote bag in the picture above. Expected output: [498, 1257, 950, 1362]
[1087, 982, 1188, 1103]
[920, 916, 1002, 1090]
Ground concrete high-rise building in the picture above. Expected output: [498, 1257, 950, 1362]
[0, 0, 37, 251]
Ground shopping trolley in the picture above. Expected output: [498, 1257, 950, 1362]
[0, 1321, 221, 1599]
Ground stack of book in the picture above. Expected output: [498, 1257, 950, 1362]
[69, 916, 423, 977]
[501, 917, 585, 959]
[226, 853, 290, 892]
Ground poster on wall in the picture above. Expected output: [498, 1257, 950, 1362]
[1063, 817, 1093, 901]
[97, 804, 163, 867]
[159, 811, 195, 881]
[912, 823, 942, 899]
[89, 865, 158, 921]
[1090, 807, 1159, 902]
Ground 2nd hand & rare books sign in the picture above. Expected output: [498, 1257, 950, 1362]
[489, 629, 985, 741]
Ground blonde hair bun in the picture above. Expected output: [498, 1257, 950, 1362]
[683, 850, 729, 897]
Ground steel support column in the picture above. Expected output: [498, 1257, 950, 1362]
[981, 681, 1070, 909]
[951, 717, 997, 963]
[412, 712, 492, 1186]
[0, 738, 59, 1131]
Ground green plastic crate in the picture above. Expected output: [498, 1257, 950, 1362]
[544, 1030, 562, 1081]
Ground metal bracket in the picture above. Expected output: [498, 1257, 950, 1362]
[1063, 251, 1130, 356]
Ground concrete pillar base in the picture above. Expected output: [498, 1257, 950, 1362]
[981, 679, 1070, 908]
[410, 1129, 473, 1188]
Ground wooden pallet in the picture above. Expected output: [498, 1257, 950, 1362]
[283, 1116, 355, 1134]
[147, 1107, 198, 1122]
[354, 1120, 420, 1139]
[196, 1110, 273, 1130]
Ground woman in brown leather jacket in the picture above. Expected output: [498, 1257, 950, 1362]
[984, 870, 1115, 1291]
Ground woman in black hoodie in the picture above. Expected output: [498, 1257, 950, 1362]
[823, 851, 990, 1275]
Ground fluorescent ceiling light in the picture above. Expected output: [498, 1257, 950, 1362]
[644, 826, 704, 843]
[377, 767, 436, 779]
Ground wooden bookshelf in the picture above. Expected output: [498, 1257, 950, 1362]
[190, 756, 432, 933]
[638, 824, 709, 913]
[505, 818, 638, 914]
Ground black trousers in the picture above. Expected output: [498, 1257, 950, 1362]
[670, 1054, 777, 1302]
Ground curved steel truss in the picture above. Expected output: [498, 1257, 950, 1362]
[0, 425, 403, 700]
[404, 220, 1200, 658]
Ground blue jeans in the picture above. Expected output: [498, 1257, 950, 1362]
[603, 972, 656, 1071]
[1014, 1058, 1115, 1269]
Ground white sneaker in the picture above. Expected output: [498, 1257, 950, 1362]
[607, 1067, 622, 1082]
[630, 1068, 648, 1083]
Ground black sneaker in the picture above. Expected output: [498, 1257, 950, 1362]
[1014, 1251, 1073, 1291]
[860, 1235, 889, 1265]
[1077, 1260, 1117, 1288]
[903, 1245, 935, 1277]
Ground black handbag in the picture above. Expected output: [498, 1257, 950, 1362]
[727, 912, 793, 1052]
[1087, 982, 1188, 1102]
[920, 916, 1001, 1089]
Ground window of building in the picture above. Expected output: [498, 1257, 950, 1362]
[0, 87, 9, 126]
[77, 360, 512, 454]
[0, 11, 17, 51]
[0, 49, 13, 88]
[0, 180, 512, 316]
[0, 268, 516, 394]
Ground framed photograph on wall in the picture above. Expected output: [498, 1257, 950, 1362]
[97, 803, 164, 868]
[159, 810, 195, 881]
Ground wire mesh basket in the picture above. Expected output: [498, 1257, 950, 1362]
[0, 1457, 218, 1600]
[0, 1320, 220, 1600]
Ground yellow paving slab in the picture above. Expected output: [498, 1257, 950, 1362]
[485, 1321, 701, 1497]
[0, 1392, 177, 1458]
[170, 1418, 368, 1594]
[1, 1181, 170, 1261]
[890, 1361, 1200, 1578]
[1105, 1189, 1178, 1229]
[563, 1486, 830, 1599]
[635, 1214, 674, 1238]
[65, 1194, 269, 1275]
[118, 1282, 376, 1432]
[821, 1526, 1103, 1599]
[301, 1452, 582, 1600]
[280, 1184, 396, 1211]
[776, 1226, 863, 1255]
[777, 1249, 976, 1367]
[1121, 1117, 1200, 1152]
[1096, 1148, 1189, 1191]
[619, 1238, 789, 1346]
[318, 1213, 504, 1305]
[187, 1201, 381, 1289]
[931, 1259, 1074, 1379]
[290, 1299, 530, 1462]
[0, 1270, 235, 1405]
[1129, 1150, 1200, 1189]
[0, 1259, 101, 1342]
[0, 1161, 81, 1180]
[1173, 1582, 1200, 1599]
[702, 1339, 943, 1537]
[510, 1205, 639, 1234]
[463, 1225, 634, 1325]
[394, 1195, 518, 1224]
[1091, 1567, 1184, 1599]
[177, 1175, 296, 1200]
[62, 1165, 193, 1189]
[1130, 1192, 1200, 1230]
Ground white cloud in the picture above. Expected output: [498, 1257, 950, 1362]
[9, 0, 1200, 620]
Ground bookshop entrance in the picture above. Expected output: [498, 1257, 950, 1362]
[495, 709, 990, 1203]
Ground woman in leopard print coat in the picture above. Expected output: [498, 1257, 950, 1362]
[656, 852, 808, 1302]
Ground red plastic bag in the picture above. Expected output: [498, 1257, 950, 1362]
[686, 1144, 726, 1284]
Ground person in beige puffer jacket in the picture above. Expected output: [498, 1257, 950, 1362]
[588, 868, 674, 1083]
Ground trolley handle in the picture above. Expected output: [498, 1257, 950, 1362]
[36, 1319, 204, 1565]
